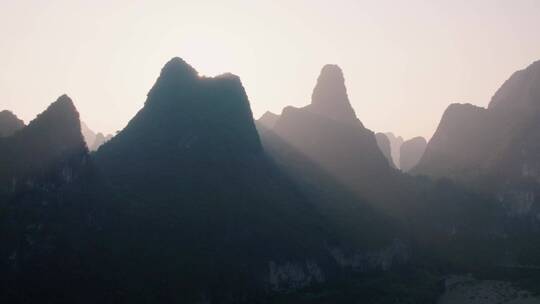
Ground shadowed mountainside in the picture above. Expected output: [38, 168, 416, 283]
[375, 132, 397, 168]
[399, 136, 427, 172]
[0, 110, 25, 137]
[414, 60, 540, 207]
[90, 58, 402, 302]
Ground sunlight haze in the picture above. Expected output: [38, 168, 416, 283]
[1, 0, 539, 139]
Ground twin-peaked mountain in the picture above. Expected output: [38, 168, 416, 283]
[0, 96, 104, 302]
[0, 96, 87, 197]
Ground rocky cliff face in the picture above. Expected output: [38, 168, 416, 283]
[399, 136, 427, 172]
[415, 61, 540, 190]
[0, 95, 103, 303]
[0, 110, 25, 137]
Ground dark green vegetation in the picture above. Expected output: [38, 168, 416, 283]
[1, 57, 540, 303]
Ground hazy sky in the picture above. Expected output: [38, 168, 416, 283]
[1, 0, 539, 139]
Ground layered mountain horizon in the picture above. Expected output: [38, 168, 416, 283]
[2, 56, 540, 303]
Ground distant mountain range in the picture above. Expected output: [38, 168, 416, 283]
[81, 121, 113, 151]
[2, 57, 540, 303]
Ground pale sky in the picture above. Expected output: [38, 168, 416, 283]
[1, 0, 539, 140]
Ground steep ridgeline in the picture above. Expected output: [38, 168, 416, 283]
[399, 136, 427, 172]
[93, 58, 400, 302]
[414, 60, 540, 216]
[266, 64, 404, 213]
[385, 132, 403, 169]
[412, 60, 540, 268]
[375, 132, 396, 168]
[0, 96, 104, 302]
[0, 110, 25, 137]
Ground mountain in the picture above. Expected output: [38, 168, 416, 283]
[92, 58, 401, 302]
[309, 64, 358, 123]
[0, 110, 25, 137]
[80, 121, 96, 149]
[375, 132, 396, 168]
[0, 95, 106, 303]
[414, 60, 540, 197]
[267, 64, 403, 213]
[0, 95, 87, 196]
[259, 63, 514, 276]
[399, 136, 427, 172]
[385, 132, 404, 169]
[258, 111, 280, 129]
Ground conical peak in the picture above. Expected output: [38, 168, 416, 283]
[318, 64, 345, 83]
[99, 57, 262, 158]
[51, 94, 76, 111]
[310, 64, 357, 122]
[28, 94, 81, 132]
[39, 94, 79, 122]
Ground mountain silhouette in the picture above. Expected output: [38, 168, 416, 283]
[0, 110, 25, 137]
[265, 64, 402, 213]
[310, 65, 358, 123]
[90, 58, 402, 302]
[415, 60, 540, 192]
[0, 95, 87, 196]
[375, 132, 396, 168]
[385, 132, 404, 169]
[399, 136, 427, 172]
[3, 57, 539, 303]
[81, 121, 113, 151]
[258, 111, 280, 129]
